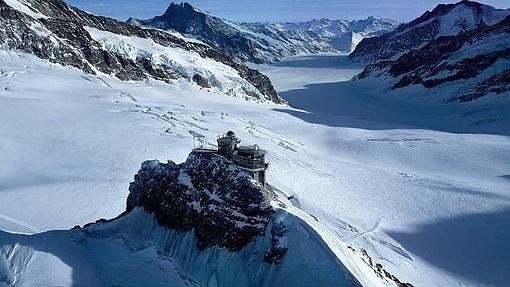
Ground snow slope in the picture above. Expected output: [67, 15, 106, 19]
[0, 207, 362, 287]
[0, 49, 509, 287]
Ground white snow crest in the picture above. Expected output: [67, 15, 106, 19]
[3, 0, 48, 19]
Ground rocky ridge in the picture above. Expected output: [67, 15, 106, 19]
[0, 0, 284, 104]
[350, 0, 510, 63]
[356, 14, 510, 102]
[126, 151, 280, 254]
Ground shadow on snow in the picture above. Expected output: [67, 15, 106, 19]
[272, 55, 364, 69]
[274, 80, 510, 136]
[387, 208, 510, 286]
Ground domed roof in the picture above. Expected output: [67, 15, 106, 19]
[226, 131, 236, 138]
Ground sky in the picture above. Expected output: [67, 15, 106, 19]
[66, 0, 510, 22]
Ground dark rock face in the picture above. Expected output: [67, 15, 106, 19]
[263, 220, 289, 264]
[350, 0, 510, 63]
[127, 151, 274, 251]
[0, 0, 283, 104]
[356, 15, 510, 102]
[192, 74, 211, 88]
[350, 19, 440, 63]
[357, 249, 415, 287]
[459, 68, 510, 102]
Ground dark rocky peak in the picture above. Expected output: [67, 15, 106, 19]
[125, 131, 290, 257]
[134, 2, 236, 38]
[394, 4, 453, 33]
[164, 2, 195, 15]
[127, 151, 279, 253]
[151, 2, 209, 30]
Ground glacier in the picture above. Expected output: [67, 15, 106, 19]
[0, 1, 509, 285]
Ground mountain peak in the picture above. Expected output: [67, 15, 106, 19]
[165, 2, 195, 13]
[162, 2, 199, 18]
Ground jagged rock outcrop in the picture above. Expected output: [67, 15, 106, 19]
[128, 2, 398, 63]
[127, 151, 275, 252]
[355, 14, 510, 102]
[350, 0, 510, 63]
[192, 74, 211, 88]
[0, 0, 284, 104]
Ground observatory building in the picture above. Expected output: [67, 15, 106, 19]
[195, 131, 268, 186]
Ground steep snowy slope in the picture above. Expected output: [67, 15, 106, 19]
[0, 208, 363, 287]
[350, 0, 510, 62]
[127, 3, 398, 63]
[356, 14, 510, 103]
[0, 153, 366, 287]
[0, 0, 283, 103]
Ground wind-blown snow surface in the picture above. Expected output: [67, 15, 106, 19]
[1, 52, 510, 287]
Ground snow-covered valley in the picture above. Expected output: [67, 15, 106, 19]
[1, 47, 509, 287]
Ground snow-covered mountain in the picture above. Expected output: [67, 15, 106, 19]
[127, 3, 398, 63]
[355, 13, 510, 103]
[350, 0, 510, 63]
[0, 0, 284, 104]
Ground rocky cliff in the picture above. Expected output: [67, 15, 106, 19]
[127, 151, 276, 253]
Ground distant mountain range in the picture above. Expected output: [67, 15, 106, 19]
[355, 0, 510, 103]
[273, 17, 399, 53]
[127, 2, 399, 64]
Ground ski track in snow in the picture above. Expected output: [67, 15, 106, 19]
[0, 213, 41, 233]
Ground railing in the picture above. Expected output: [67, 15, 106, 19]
[232, 155, 266, 169]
